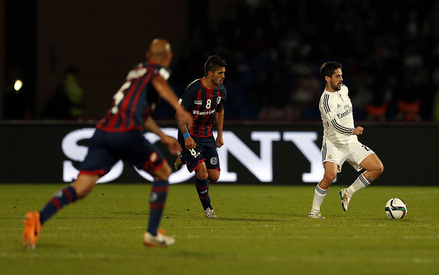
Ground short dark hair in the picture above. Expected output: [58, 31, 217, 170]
[204, 55, 227, 76]
[320, 61, 342, 82]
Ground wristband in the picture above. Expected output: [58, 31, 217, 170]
[183, 132, 190, 139]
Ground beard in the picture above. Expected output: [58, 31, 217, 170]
[331, 81, 341, 91]
[212, 78, 222, 86]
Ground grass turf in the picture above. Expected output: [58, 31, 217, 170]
[0, 183, 438, 275]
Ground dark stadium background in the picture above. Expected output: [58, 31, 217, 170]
[1, 0, 438, 185]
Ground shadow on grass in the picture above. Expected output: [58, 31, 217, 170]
[216, 217, 283, 222]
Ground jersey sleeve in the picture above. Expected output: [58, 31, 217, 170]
[216, 87, 227, 112]
[321, 93, 354, 135]
[158, 67, 170, 80]
[179, 85, 195, 111]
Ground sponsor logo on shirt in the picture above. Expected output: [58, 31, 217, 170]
[337, 107, 352, 119]
[192, 109, 216, 115]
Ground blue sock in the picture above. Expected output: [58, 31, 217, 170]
[39, 186, 77, 225]
[196, 178, 212, 210]
[147, 180, 169, 236]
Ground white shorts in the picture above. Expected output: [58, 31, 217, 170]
[321, 140, 374, 173]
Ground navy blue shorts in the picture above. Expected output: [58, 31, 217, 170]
[178, 134, 220, 173]
[79, 129, 165, 177]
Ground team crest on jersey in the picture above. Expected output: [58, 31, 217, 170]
[328, 154, 332, 159]
[210, 157, 218, 166]
[194, 100, 203, 105]
[216, 97, 221, 104]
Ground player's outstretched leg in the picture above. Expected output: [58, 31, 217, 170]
[340, 172, 370, 211]
[143, 180, 175, 247]
[341, 154, 384, 211]
[23, 185, 78, 250]
[339, 188, 352, 211]
[39, 186, 78, 224]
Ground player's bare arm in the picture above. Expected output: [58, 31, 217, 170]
[175, 113, 196, 149]
[151, 74, 193, 129]
[144, 116, 166, 138]
[214, 110, 224, 148]
[144, 117, 182, 155]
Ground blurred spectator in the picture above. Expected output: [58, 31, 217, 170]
[42, 66, 84, 120]
[365, 102, 388, 122]
[396, 99, 422, 122]
[173, 0, 439, 121]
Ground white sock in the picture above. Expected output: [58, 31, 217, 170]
[311, 184, 328, 212]
[347, 173, 371, 195]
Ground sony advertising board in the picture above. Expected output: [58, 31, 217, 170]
[1, 122, 437, 185]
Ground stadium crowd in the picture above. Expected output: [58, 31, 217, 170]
[172, 0, 439, 122]
[4, 0, 439, 122]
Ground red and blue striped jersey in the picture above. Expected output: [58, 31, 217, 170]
[97, 62, 169, 132]
[179, 79, 226, 137]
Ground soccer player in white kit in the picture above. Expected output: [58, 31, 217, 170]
[308, 61, 384, 218]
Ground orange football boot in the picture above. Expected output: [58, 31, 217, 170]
[23, 212, 41, 251]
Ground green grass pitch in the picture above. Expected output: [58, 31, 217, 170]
[1, 183, 438, 275]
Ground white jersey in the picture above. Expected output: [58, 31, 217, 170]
[319, 85, 357, 146]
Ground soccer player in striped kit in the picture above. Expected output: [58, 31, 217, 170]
[23, 38, 193, 249]
[308, 61, 384, 219]
[175, 55, 227, 218]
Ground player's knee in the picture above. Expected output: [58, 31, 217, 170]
[376, 162, 384, 175]
[152, 163, 172, 181]
[208, 171, 220, 182]
[162, 163, 172, 178]
[323, 172, 336, 184]
[369, 159, 384, 176]
[76, 190, 90, 199]
[73, 176, 98, 199]
[75, 188, 91, 199]
[195, 164, 208, 180]
[196, 170, 208, 180]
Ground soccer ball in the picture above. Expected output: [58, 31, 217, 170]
[385, 198, 407, 219]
